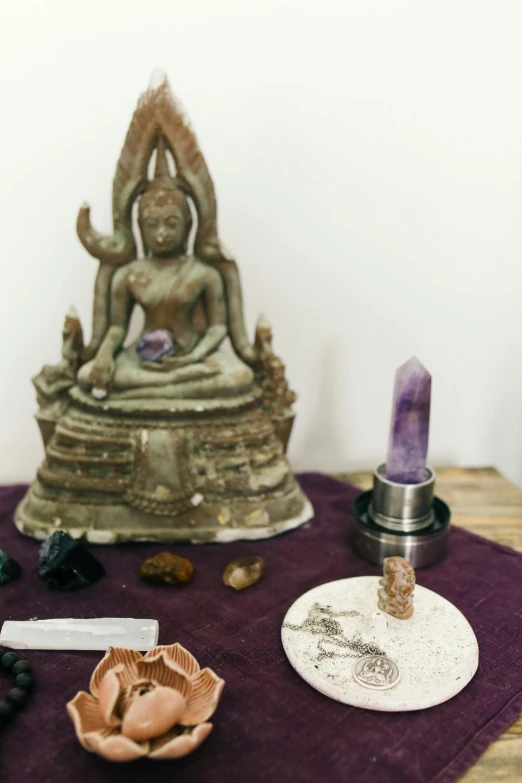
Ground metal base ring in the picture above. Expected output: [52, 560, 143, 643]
[351, 491, 451, 568]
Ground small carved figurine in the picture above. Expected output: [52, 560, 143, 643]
[377, 556, 415, 620]
[32, 307, 84, 446]
[67, 643, 224, 762]
[16, 72, 312, 543]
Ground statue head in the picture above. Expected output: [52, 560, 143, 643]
[138, 137, 193, 256]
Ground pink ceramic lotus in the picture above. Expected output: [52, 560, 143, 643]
[67, 643, 224, 762]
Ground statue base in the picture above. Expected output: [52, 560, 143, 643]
[16, 387, 313, 544]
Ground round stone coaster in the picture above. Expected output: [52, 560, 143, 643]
[281, 576, 478, 711]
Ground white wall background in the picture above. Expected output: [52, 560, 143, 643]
[2, 0, 522, 486]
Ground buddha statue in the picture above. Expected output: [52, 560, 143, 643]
[16, 73, 312, 543]
[77, 137, 254, 402]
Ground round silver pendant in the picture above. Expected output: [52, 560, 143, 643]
[353, 655, 401, 690]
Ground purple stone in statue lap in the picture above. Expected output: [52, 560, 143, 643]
[385, 357, 431, 485]
[136, 329, 176, 362]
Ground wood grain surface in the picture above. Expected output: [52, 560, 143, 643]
[337, 467, 522, 783]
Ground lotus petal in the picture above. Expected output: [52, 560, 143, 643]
[98, 668, 123, 726]
[86, 731, 149, 762]
[122, 685, 186, 742]
[144, 643, 200, 676]
[181, 668, 224, 725]
[90, 647, 142, 696]
[67, 691, 106, 745]
[137, 652, 192, 698]
[148, 723, 213, 760]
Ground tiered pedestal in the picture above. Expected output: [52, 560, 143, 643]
[16, 386, 312, 543]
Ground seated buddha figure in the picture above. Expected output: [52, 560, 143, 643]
[78, 140, 254, 401]
[18, 73, 311, 545]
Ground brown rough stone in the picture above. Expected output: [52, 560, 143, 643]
[223, 556, 264, 591]
[139, 552, 194, 586]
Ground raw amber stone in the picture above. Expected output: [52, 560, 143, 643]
[223, 556, 264, 590]
[139, 552, 194, 586]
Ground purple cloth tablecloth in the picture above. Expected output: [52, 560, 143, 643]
[0, 474, 521, 783]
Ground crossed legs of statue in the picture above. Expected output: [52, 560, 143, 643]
[77, 347, 254, 400]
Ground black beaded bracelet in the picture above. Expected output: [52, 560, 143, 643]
[0, 647, 35, 729]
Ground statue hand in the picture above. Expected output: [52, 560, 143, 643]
[90, 355, 115, 396]
[141, 354, 197, 371]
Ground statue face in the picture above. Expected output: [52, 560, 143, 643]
[140, 203, 187, 256]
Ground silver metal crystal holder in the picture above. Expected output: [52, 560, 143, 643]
[351, 464, 450, 568]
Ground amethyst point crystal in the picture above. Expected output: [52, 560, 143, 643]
[136, 330, 175, 362]
[385, 357, 431, 485]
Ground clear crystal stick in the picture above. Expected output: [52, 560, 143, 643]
[385, 357, 431, 485]
[0, 618, 159, 651]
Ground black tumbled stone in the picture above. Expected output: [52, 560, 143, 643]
[11, 660, 31, 676]
[0, 550, 22, 586]
[15, 673, 35, 691]
[38, 531, 105, 590]
[0, 700, 16, 721]
[1, 652, 19, 671]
